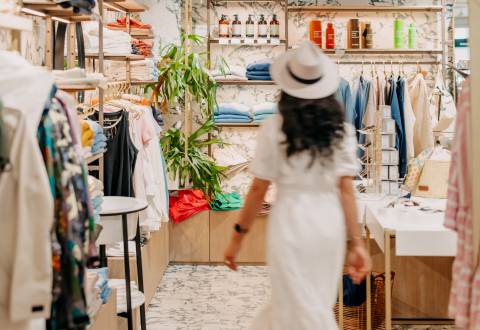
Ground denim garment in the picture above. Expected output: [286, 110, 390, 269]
[335, 78, 355, 125]
[389, 77, 405, 177]
[354, 76, 370, 134]
[246, 61, 271, 72]
[396, 78, 407, 177]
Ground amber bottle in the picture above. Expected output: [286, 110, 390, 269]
[232, 14, 242, 38]
[219, 14, 230, 38]
[309, 18, 322, 47]
[258, 14, 268, 38]
[270, 14, 280, 38]
[325, 22, 335, 49]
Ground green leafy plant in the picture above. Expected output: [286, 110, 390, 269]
[150, 33, 226, 117]
[160, 118, 227, 199]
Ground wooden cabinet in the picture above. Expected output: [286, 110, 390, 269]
[169, 210, 210, 262]
[210, 210, 267, 263]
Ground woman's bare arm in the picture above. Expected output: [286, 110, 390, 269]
[224, 178, 270, 270]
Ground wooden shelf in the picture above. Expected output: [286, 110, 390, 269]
[212, 0, 282, 2]
[104, 0, 147, 13]
[57, 82, 99, 92]
[130, 80, 156, 85]
[0, 13, 33, 31]
[287, 5, 443, 13]
[216, 80, 275, 85]
[22, 1, 94, 21]
[210, 38, 286, 46]
[216, 122, 260, 127]
[84, 54, 146, 61]
[288, 47, 443, 55]
[86, 153, 104, 165]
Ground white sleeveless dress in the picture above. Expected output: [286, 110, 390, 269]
[249, 115, 358, 330]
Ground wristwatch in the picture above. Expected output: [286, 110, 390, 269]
[234, 223, 249, 234]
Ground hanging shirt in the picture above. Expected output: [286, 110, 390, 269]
[103, 110, 138, 197]
[429, 72, 457, 134]
[389, 77, 406, 177]
[403, 80, 416, 160]
[335, 78, 355, 125]
[353, 76, 371, 135]
[396, 78, 408, 177]
[407, 73, 434, 156]
[363, 77, 378, 129]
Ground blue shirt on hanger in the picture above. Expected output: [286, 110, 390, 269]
[335, 78, 355, 125]
[389, 77, 405, 178]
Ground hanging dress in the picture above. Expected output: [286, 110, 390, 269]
[249, 115, 358, 330]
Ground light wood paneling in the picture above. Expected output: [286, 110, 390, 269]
[169, 211, 210, 262]
[209, 210, 268, 263]
[369, 238, 453, 319]
[90, 288, 118, 330]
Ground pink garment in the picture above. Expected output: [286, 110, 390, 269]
[444, 80, 480, 329]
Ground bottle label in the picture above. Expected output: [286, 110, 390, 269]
[270, 24, 279, 37]
[219, 24, 229, 37]
[246, 24, 254, 37]
[232, 24, 242, 37]
[258, 24, 268, 37]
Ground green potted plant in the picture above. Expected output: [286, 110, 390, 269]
[161, 118, 227, 199]
[150, 33, 225, 117]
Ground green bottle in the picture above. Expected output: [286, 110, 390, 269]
[394, 18, 404, 49]
[408, 23, 417, 49]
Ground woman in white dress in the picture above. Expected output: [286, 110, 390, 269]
[224, 42, 372, 329]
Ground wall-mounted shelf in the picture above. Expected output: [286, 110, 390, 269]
[84, 53, 146, 61]
[212, 0, 282, 2]
[288, 47, 443, 55]
[287, 5, 443, 13]
[216, 122, 261, 127]
[22, 1, 95, 21]
[216, 80, 275, 86]
[210, 38, 286, 46]
[0, 13, 33, 31]
[104, 0, 147, 13]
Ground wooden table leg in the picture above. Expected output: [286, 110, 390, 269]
[366, 228, 372, 330]
[385, 230, 392, 330]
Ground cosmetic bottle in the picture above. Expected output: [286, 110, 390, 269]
[394, 17, 404, 48]
[349, 18, 360, 49]
[363, 22, 373, 49]
[270, 14, 280, 38]
[309, 18, 322, 47]
[232, 14, 242, 38]
[258, 14, 268, 38]
[408, 23, 417, 49]
[246, 14, 255, 38]
[219, 14, 230, 38]
[325, 22, 335, 49]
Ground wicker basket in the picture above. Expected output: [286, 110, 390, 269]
[334, 272, 395, 330]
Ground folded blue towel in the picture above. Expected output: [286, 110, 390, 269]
[245, 70, 271, 76]
[215, 114, 251, 121]
[215, 117, 252, 123]
[101, 287, 112, 303]
[254, 113, 274, 121]
[253, 109, 276, 116]
[246, 61, 271, 72]
[215, 103, 251, 117]
[92, 141, 107, 154]
[87, 119, 103, 135]
[247, 74, 272, 81]
[92, 147, 107, 155]
[93, 133, 107, 144]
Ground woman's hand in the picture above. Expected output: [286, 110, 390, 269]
[224, 237, 242, 271]
[347, 245, 372, 284]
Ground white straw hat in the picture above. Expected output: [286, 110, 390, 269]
[270, 41, 340, 99]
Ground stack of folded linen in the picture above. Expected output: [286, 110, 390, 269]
[87, 120, 107, 155]
[246, 60, 272, 81]
[105, 58, 157, 82]
[211, 192, 243, 211]
[109, 279, 145, 314]
[53, 68, 107, 89]
[252, 102, 277, 122]
[88, 175, 104, 224]
[107, 17, 152, 36]
[83, 21, 132, 55]
[210, 65, 246, 81]
[214, 103, 252, 123]
[81, 120, 94, 156]
[132, 39, 153, 57]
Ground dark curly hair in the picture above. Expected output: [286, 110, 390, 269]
[278, 92, 345, 165]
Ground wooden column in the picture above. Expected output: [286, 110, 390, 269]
[183, 0, 193, 143]
[469, 0, 480, 264]
[66, 23, 76, 68]
[45, 17, 53, 69]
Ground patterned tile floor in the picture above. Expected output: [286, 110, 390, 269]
[146, 265, 457, 330]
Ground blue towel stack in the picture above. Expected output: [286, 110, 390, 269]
[246, 60, 272, 81]
[214, 103, 252, 123]
[252, 102, 277, 122]
[87, 268, 112, 304]
[87, 120, 107, 155]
